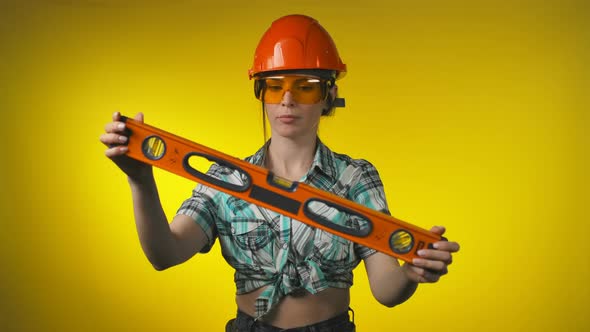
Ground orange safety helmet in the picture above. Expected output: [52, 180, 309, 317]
[248, 15, 347, 80]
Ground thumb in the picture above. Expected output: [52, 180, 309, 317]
[429, 225, 446, 236]
[134, 112, 144, 123]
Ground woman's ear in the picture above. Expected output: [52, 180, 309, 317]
[321, 84, 338, 116]
[329, 83, 338, 100]
[331, 83, 346, 108]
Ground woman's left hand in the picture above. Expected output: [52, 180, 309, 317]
[402, 226, 460, 283]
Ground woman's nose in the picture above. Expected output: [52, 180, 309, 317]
[281, 90, 295, 106]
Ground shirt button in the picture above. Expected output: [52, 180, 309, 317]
[282, 242, 288, 249]
[231, 226, 235, 234]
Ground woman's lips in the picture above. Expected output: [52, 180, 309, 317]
[278, 115, 297, 124]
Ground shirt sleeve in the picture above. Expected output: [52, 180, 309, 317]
[348, 160, 391, 259]
[176, 164, 228, 253]
[176, 184, 219, 253]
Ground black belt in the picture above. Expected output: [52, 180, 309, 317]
[226, 310, 355, 332]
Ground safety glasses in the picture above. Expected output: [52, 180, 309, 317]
[255, 75, 330, 104]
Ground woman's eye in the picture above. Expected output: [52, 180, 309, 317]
[267, 85, 283, 91]
[297, 85, 315, 92]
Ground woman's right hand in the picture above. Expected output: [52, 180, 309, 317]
[100, 111, 153, 182]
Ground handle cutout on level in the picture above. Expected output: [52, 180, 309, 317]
[183, 152, 252, 193]
[303, 198, 373, 237]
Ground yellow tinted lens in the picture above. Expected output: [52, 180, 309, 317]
[261, 76, 323, 104]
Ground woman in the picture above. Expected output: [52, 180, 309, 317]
[100, 14, 460, 332]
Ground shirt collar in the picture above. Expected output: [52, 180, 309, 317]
[248, 139, 270, 167]
[309, 138, 336, 181]
[247, 138, 336, 182]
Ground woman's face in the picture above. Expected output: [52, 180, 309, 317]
[264, 91, 326, 140]
[261, 74, 333, 139]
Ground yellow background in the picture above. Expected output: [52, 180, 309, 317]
[1, 0, 588, 331]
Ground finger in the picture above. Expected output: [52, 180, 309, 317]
[412, 257, 446, 272]
[433, 241, 460, 253]
[421, 250, 453, 266]
[105, 145, 128, 158]
[104, 121, 126, 134]
[418, 248, 452, 262]
[422, 269, 442, 283]
[429, 225, 446, 236]
[405, 264, 425, 281]
[406, 265, 440, 283]
[112, 111, 121, 122]
[100, 133, 128, 146]
[134, 112, 144, 123]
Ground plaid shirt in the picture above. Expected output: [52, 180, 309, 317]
[176, 139, 390, 318]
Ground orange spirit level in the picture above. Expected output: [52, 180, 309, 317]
[120, 115, 443, 263]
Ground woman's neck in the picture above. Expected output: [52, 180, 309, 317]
[265, 134, 317, 181]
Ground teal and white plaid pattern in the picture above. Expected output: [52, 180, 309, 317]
[177, 140, 390, 318]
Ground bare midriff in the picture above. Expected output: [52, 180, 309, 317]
[236, 286, 350, 329]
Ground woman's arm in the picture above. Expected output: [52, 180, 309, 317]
[128, 176, 208, 271]
[364, 226, 460, 306]
[363, 252, 418, 307]
[101, 112, 208, 271]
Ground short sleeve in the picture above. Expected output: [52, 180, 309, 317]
[176, 183, 219, 253]
[349, 160, 391, 259]
[176, 163, 233, 253]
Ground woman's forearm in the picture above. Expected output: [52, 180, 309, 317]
[128, 175, 182, 270]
